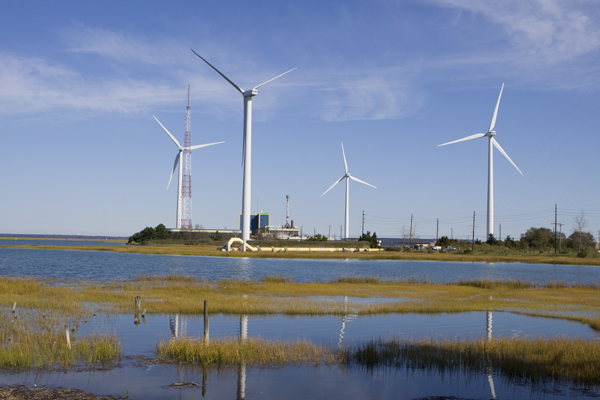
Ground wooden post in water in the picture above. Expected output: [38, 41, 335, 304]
[204, 300, 209, 345]
[134, 296, 141, 326]
[12, 302, 16, 314]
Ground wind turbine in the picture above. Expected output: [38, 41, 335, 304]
[438, 84, 522, 238]
[321, 142, 376, 239]
[191, 49, 296, 250]
[153, 116, 224, 229]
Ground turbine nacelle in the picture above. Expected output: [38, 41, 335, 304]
[487, 131, 496, 137]
[244, 89, 258, 98]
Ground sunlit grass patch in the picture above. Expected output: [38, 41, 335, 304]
[156, 337, 336, 366]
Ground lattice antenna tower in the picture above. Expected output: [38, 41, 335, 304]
[180, 85, 193, 229]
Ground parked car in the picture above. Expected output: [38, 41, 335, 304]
[445, 246, 456, 251]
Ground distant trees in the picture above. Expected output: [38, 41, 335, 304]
[358, 231, 379, 248]
[128, 223, 171, 244]
[520, 227, 555, 250]
[306, 234, 328, 242]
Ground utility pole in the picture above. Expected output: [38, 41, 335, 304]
[451, 228, 453, 240]
[472, 212, 476, 252]
[499, 224, 501, 241]
[340, 225, 343, 240]
[436, 218, 439, 242]
[362, 210, 365, 236]
[558, 223, 564, 252]
[314, 227, 316, 237]
[329, 225, 331, 239]
[554, 204, 558, 254]
[300, 226, 303, 240]
[409, 214, 413, 245]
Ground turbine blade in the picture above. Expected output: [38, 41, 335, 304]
[167, 152, 181, 190]
[489, 83, 504, 133]
[438, 133, 486, 147]
[154, 116, 181, 148]
[253, 68, 297, 90]
[341, 142, 348, 174]
[321, 176, 345, 196]
[492, 138, 523, 175]
[188, 141, 225, 151]
[191, 49, 244, 94]
[349, 175, 377, 189]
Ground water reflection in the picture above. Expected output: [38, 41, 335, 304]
[238, 315, 247, 399]
[169, 314, 187, 339]
[339, 296, 357, 347]
[486, 311, 496, 399]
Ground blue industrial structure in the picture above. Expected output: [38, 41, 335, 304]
[239, 213, 270, 235]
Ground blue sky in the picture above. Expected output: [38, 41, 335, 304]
[1, 0, 599, 240]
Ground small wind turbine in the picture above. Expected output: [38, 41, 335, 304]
[438, 84, 522, 238]
[153, 116, 224, 229]
[322, 142, 376, 239]
[191, 49, 295, 250]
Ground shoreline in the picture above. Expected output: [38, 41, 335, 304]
[2, 243, 600, 266]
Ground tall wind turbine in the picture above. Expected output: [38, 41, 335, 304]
[191, 49, 295, 250]
[438, 84, 522, 238]
[321, 142, 376, 239]
[153, 116, 224, 229]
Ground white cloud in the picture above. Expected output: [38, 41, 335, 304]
[0, 53, 182, 116]
[432, 0, 600, 65]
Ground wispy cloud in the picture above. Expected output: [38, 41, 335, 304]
[0, 53, 181, 116]
[427, 0, 600, 87]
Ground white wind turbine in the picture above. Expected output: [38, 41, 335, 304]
[321, 142, 376, 239]
[438, 84, 522, 238]
[153, 116, 224, 229]
[191, 49, 296, 249]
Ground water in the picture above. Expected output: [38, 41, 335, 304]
[1, 311, 598, 399]
[1, 247, 599, 284]
[1, 247, 599, 398]
[0, 239, 125, 247]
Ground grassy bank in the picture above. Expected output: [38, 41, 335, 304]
[156, 336, 600, 386]
[3, 243, 600, 265]
[0, 275, 599, 331]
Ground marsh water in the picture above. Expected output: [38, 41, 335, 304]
[1, 247, 600, 399]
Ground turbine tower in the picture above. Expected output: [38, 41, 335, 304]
[154, 90, 224, 229]
[321, 142, 376, 239]
[438, 84, 522, 237]
[191, 49, 295, 250]
[181, 86, 193, 229]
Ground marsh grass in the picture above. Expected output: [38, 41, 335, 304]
[345, 336, 600, 385]
[1, 275, 599, 331]
[0, 309, 120, 369]
[156, 337, 336, 366]
[157, 335, 600, 386]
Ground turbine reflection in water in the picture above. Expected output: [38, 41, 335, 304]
[238, 314, 248, 399]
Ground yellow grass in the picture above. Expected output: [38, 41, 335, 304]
[0, 275, 599, 331]
[157, 335, 600, 385]
[0, 308, 120, 369]
[157, 337, 336, 366]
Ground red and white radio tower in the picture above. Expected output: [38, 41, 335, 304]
[180, 85, 193, 229]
